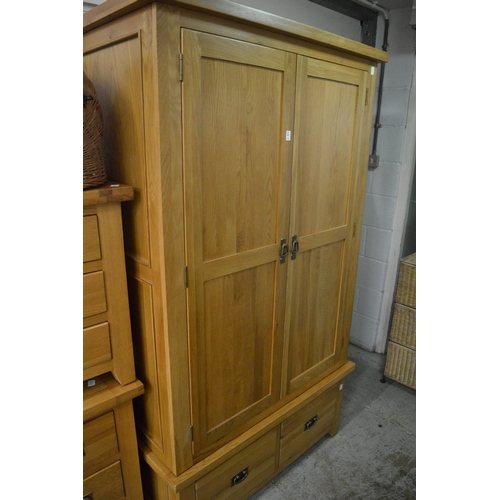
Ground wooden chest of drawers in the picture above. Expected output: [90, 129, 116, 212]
[84, 374, 145, 500]
[83, 182, 144, 499]
[83, 183, 136, 384]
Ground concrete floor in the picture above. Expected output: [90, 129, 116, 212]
[249, 343, 416, 500]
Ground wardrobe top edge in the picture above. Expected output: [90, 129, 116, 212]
[83, 0, 389, 63]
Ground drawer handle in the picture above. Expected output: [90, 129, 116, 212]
[304, 415, 318, 431]
[231, 466, 249, 487]
[83, 494, 93, 500]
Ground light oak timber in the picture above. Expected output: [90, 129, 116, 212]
[83, 311, 108, 329]
[83, 0, 388, 63]
[83, 360, 115, 382]
[167, 484, 196, 500]
[83, 182, 137, 385]
[84, 0, 385, 494]
[83, 215, 101, 262]
[328, 381, 346, 438]
[83, 373, 145, 422]
[99, 200, 137, 383]
[141, 457, 170, 500]
[83, 271, 107, 318]
[337, 63, 378, 369]
[83, 181, 134, 206]
[83, 374, 145, 499]
[83, 412, 119, 476]
[176, 7, 373, 74]
[195, 430, 277, 500]
[155, 3, 194, 474]
[83, 461, 125, 499]
[281, 54, 369, 396]
[84, 6, 193, 474]
[83, 322, 112, 369]
[279, 382, 341, 469]
[182, 28, 294, 455]
[141, 361, 354, 494]
[83, 259, 102, 275]
[115, 399, 146, 499]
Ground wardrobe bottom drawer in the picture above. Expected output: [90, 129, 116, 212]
[195, 430, 277, 500]
[279, 382, 342, 468]
[83, 461, 125, 500]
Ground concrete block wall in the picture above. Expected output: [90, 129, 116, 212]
[351, 7, 416, 352]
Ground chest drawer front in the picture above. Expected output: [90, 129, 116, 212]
[84, 215, 101, 263]
[84, 412, 119, 475]
[279, 383, 340, 468]
[196, 430, 277, 500]
[83, 322, 112, 370]
[83, 461, 125, 500]
[83, 271, 107, 318]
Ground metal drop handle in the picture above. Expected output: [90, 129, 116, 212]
[279, 238, 289, 264]
[304, 415, 318, 431]
[291, 234, 299, 260]
[231, 467, 249, 487]
[83, 494, 93, 500]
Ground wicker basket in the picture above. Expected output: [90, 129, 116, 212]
[389, 303, 416, 349]
[395, 253, 416, 308]
[83, 72, 107, 189]
[384, 341, 416, 390]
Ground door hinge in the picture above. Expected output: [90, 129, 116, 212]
[184, 266, 188, 288]
[190, 425, 193, 441]
[365, 88, 369, 106]
[180, 53, 184, 82]
[353, 222, 357, 238]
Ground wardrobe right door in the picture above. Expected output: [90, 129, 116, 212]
[283, 56, 369, 396]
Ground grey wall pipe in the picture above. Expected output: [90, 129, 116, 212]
[352, 0, 389, 168]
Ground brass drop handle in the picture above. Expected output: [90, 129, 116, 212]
[231, 466, 249, 487]
[279, 238, 289, 264]
[291, 234, 299, 260]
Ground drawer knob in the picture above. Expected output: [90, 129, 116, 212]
[304, 415, 318, 431]
[231, 466, 249, 487]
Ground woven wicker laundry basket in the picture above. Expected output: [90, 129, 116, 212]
[83, 72, 107, 189]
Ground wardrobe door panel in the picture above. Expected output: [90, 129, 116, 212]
[182, 29, 295, 455]
[286, 242, 345, 392]
[203, 264, 276, 433]
[284, 56, 367, 394]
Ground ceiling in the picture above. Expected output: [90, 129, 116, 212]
[375, 0, 414, 10]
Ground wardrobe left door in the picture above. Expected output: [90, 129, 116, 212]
[181, 29, 296, 457]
